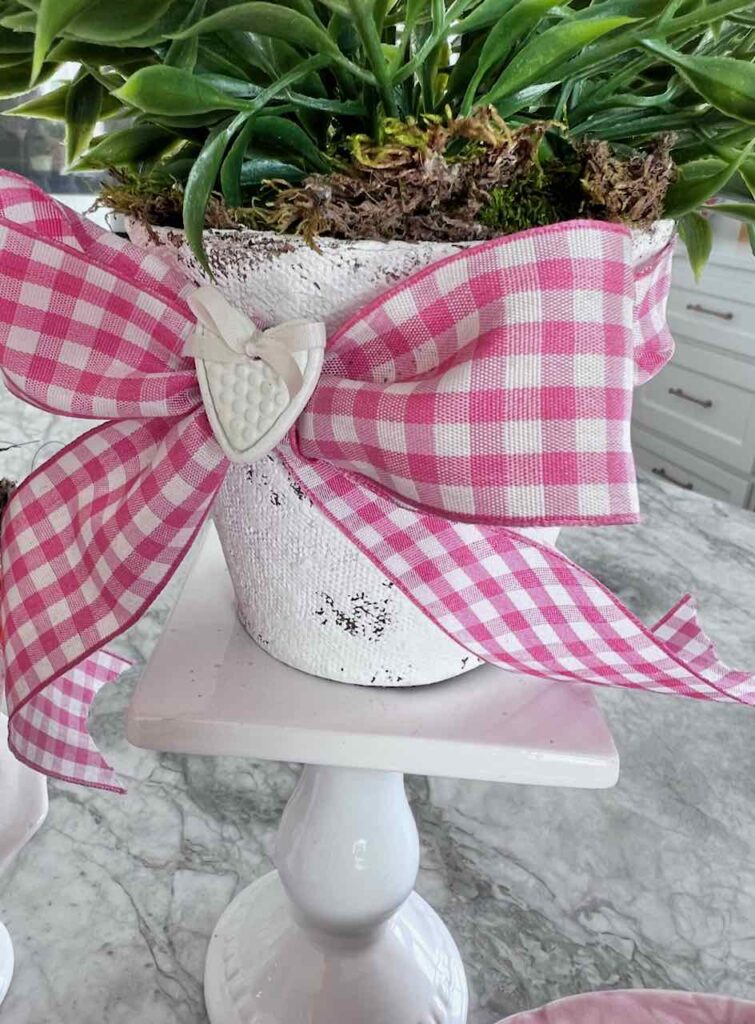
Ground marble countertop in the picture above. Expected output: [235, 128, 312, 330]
[1, 387, 755, 1024]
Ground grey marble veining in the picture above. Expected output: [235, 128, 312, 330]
[0, 385, 754, 1024]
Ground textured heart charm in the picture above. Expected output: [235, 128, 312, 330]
[186, 285, 326, 464]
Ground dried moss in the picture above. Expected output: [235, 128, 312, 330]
[265, 111, 554, 244]
[579, 136, 676, 228]
[97, 169, 263, 232]
[99, 113, 677, 244]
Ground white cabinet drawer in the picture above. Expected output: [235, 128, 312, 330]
[667, 285, 754, 358]
[672, 256, 755, 309]
[633, 339, 755, 474]
[633, 427, 752, 506]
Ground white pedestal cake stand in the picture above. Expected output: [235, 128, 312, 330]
[0, 713, 48, 1006]
[127, 526, 619, 1024]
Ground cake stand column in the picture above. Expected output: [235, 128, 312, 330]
[204, 764, 468, 1024]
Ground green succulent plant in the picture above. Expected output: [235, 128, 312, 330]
[1, 0, 755, 273]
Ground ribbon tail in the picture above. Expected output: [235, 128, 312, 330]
[650, 594, 751, 702]
[1, 412, 226, 790]
[7, 649, 131, 792]
[280, 446, 754, 706]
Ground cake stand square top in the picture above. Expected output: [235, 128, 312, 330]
[127, 527, 619, 788]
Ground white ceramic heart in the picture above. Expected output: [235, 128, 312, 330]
[195, 342, 324, 465]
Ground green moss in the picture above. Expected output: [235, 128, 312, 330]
[478, 166, 581, 234]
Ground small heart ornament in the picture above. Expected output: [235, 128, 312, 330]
[186, 286, 326, 464]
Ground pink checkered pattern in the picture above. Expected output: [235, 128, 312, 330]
[280, 449, 753, 706]
[299, 223, 674, 527]
[0, 173, 226, 791]
[0, 172, 750, 792]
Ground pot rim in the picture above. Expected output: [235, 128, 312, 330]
[128, 216, 677, 254]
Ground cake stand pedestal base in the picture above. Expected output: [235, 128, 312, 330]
[128, 527, 620, 1024]
[205, 765, 466, 1023]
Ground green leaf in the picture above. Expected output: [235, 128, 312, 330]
[184, 55, 331, 268]
[665, 142, 755, 216]
[66, 0, 175, 43]
[711, 200, 755, 223]
[174, 3, 340, 59]
[239, 154, 306, 186]
[0, 54, 30, 67]
[741, 159, 755, 199]
[219, 115, 320, 204]
[285, 92, 365, 114]
[32, 0, 97, 82]
[47, 39, 146, 63]
[0, 26, 33, 51]
[114, 65, 251, 114]
[748, 223, 755, 256]
[208, 29, 276, 78]
[664, 0, 755, 35]
[191, 73, 261, 100]
[644, 42, 755, 123]
[463, 0, 569, 113]
[0, 58, 55, 96]
[454, 0, 518, 34]
[75, 124, 180, 168]
[164, 0, 205, 70]
[64, 70, 102, 165]
[4, 81, 69, 118]
[278, 0, 323, 23]
[345, 0, 398, 116]
[184, 115, 245, 273]
[494, 79, 558, 116]
[483, 15, 637, 103]
[444, 35, 484, 98]
[247, 115, 330, 171]
[220, 114, 257, 204]
[164, 31, 198, 69]
[145, 110, 230, 129]
[678, 210, 713, 280]
[572, 0, 667, 17]
[0, 10, 36, 31]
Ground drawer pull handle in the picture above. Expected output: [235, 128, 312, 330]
[668, 386, 713, 409]
[652, 466, 694, 491]
[686, 302, 733, 321]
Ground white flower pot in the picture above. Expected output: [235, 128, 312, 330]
[131, 221, 673, 687]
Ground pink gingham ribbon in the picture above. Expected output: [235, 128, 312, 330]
[0, 172, 751, 792]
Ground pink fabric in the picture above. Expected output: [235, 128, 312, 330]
[503, 989, 755, 1024]
[280, 453, 752, 706]
[0, 172, 750, 793]
[298, 224, 673, 526]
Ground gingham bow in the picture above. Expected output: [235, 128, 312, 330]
[0, 172, 752, 792]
